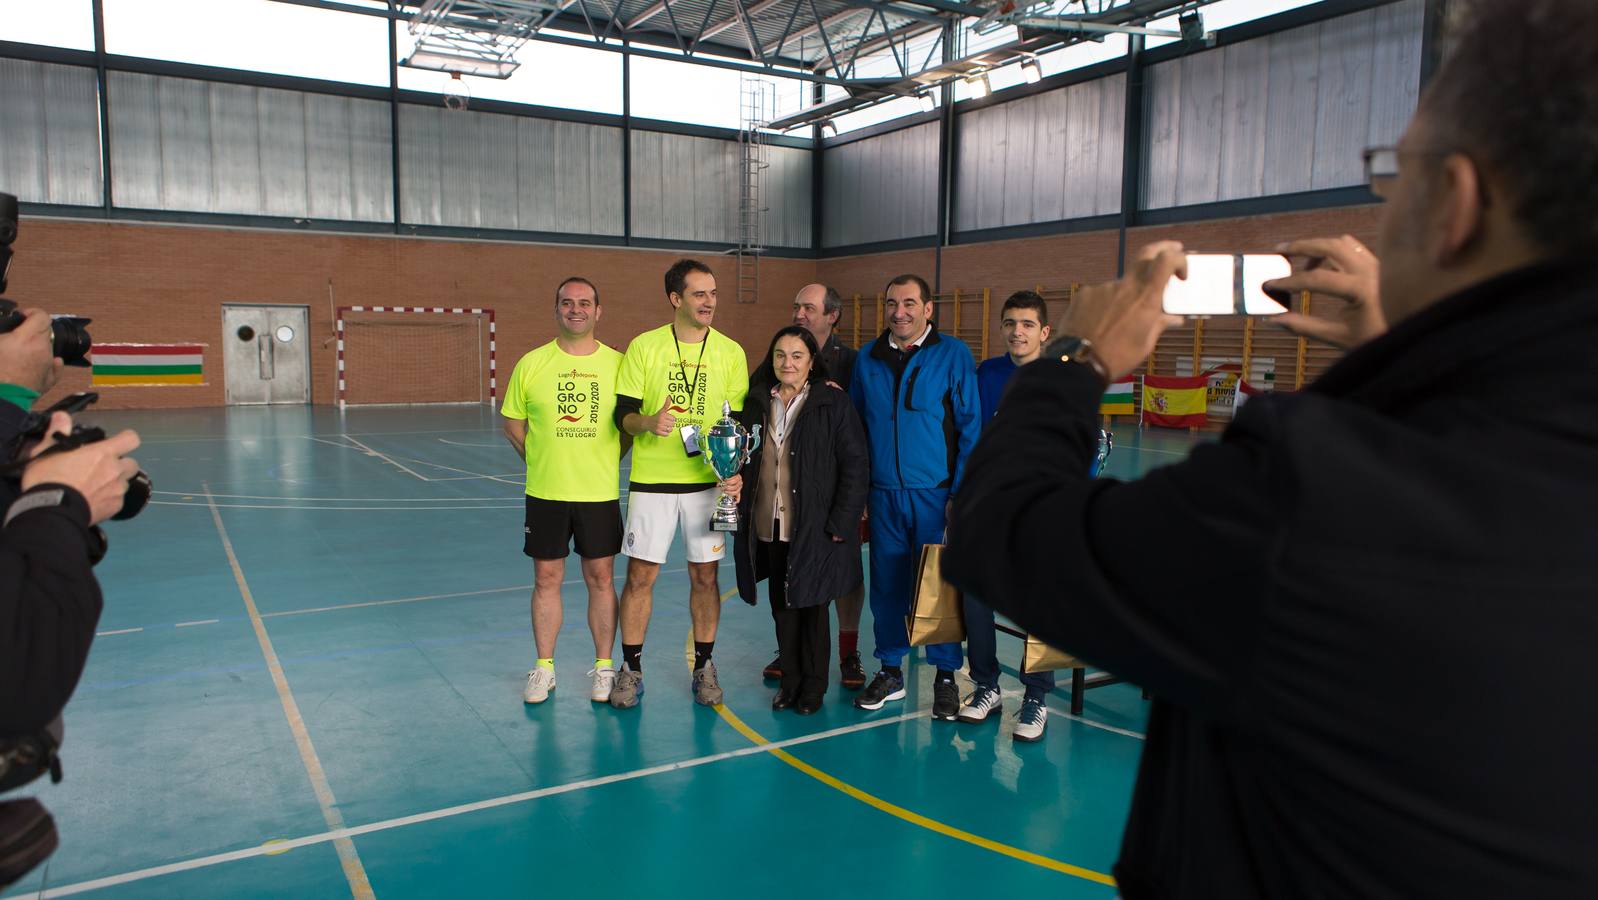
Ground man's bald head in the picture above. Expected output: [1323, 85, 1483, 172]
[792, 283, 842, 344]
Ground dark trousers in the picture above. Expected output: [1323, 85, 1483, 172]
[963, 592, 1055, 701]
[763, 540, 830, 700]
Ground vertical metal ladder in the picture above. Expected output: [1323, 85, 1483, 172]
[735, 75, 774, 305]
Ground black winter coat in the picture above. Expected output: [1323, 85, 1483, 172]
[943, 260, 1598, 898]
[734, 381, 869, 610]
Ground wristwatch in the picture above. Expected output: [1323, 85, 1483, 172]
[1042, 335, 1111, 387]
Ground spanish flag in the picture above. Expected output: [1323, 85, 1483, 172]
[91, 344, 206, 386]
[1142, 374, 1208, 428]
[1100, 378, 1136, 415]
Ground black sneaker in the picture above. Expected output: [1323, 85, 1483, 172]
[839, 651, 867, 690]
[853, 670, 906, 710]
[932, 674, 959, 722]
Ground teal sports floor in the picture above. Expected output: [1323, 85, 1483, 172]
[2, 405, 1203, 899]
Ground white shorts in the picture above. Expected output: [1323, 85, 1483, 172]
[623, 488, 725, 564]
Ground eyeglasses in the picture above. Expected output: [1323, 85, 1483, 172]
[1362, 146, 1459, 196]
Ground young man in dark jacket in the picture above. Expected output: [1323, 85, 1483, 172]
[849, 274, 981, 720]
[944, 1, 1598, 895]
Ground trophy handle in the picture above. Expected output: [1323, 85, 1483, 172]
[745, 424, 762, 459]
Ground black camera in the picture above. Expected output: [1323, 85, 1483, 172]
[0, 192, 92, 367]
[4, 392, 151, 523]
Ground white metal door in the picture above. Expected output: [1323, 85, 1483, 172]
[222, 305, 310, 405]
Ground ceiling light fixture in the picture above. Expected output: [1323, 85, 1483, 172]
[1020, 57, 1042, 85]
[965, 73, 992, 99]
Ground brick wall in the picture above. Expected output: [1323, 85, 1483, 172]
[10, 204, 1381, 410]
[10, 218, 816, 410]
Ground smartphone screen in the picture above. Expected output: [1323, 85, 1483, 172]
[1162, 254, 1292, 316]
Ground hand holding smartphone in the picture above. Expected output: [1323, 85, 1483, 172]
[1162, 253, 1293, 317]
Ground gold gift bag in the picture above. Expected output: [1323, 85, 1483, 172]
[907, 544, 965, 645]
[1022, 635, 1081, 674]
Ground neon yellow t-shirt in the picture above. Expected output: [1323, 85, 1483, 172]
[616, 324, 750, 487]
[500, 341, 624, 502]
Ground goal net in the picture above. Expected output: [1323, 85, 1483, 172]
[336, 306, 497, 407]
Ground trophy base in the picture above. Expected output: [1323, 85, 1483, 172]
[710, 519, 738, 533]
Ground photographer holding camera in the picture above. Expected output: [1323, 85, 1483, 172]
[945, 0, 1598, 896]
[0, 191, 147, 886]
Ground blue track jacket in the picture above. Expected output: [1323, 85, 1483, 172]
[849, 324, 981, 493]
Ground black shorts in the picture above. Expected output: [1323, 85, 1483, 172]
[523, 496, 624, 560]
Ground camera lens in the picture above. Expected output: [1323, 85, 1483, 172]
[50, 317, 92, 367]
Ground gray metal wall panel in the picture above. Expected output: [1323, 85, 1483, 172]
[953, 73, 1125, 230]
[1218, 37, 1269, 201]
[586, 125, 625, 236]
[1368, 0, 1424, 146]
[157, 77, 213, 213]
[1, 60, 103, 206]
[399, 105, 443, 225]
[1261, 21, 1321, 196]
[1174, 50, 1225, 207]
[108, 72, 390, 220]
[1310, 12, 1376, 190]
[208, 82, 263, 214]
[345, 99, 393, 222]
[39, 63, 103, 206]
[478, 113, 521, 229]
[629, 131, 804, 246]
[401, 105, 612, 233]
[765, 145, 812, 249]
[1095, 75, 1126, 214]
[108, 72, 163, 209]
[822, 121, 937, 246]
[258, 90, 309, 217]
[1143, 0, 1423, 208]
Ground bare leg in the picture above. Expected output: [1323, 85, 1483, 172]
[687, 560, 722, 643]
[619, 557, 660, 646]
[582, 555, 618, 661]
[836, 582, 865, 633]
[532, 558, 565, 659]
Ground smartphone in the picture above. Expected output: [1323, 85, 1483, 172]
[1162, 253, 1292, 317]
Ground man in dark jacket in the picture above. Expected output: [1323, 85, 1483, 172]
[764, 283, 870, 690]
[850, 274, 981, 720]
[944, 0, 1598, 895]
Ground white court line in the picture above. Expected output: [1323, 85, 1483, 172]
[262, 568, 686, 620]
[155, 490, 510, 502]
[173, 619, 220, 628]
[136, 428, 503, 446]
[15, 709, 925, 899]
[340, 435, 431, 482]
[1122, 445, 1193, 457]
[997, 688, 1146, 740]
[391, 454, 523, 486]
[94, 627, 143, 637]
[202, 487, 374, 899]
[436, 438, 503, 447]
[151, 501, 521, 511]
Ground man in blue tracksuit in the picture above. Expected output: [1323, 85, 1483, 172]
[849, 274, 981, 721]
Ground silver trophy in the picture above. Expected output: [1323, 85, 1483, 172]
[1092, 428, 1114, 477]
[696, 401, 762, 532]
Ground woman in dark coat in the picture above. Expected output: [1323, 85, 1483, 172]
[734, 326, 869, 713]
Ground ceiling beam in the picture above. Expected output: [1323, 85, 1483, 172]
[761, 6, 867, 56]
[700, 0, 787, 42]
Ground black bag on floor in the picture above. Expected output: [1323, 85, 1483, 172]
[0, 798, 58, 889]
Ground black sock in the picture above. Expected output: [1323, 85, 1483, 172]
[883, 664, 903, 679]
[623, 643, 644, 673]
[935, 669, 956, 684]
[693, 641, 715, 671]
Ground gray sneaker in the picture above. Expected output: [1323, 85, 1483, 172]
[609, 667, 644, 709]
[692, 661, 724, 706]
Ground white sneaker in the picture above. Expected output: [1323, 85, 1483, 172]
[1013, 698, 1047, 743]
[523, 667, 555, 704]
[957, 684, 1002, 723]
[589, 666, 616, 703]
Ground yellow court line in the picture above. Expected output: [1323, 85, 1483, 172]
[205, 487, 375, 900]
[689, 589, 1117, 887]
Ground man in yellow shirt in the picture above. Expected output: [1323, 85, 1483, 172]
[502, 276, 625, 706]
[610, 259, 749, 709]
